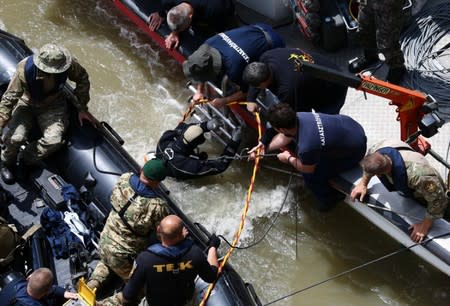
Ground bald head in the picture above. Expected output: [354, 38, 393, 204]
[158, 215, 184, 244]
[27, 268, 54, 299]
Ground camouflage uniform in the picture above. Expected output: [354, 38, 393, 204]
[357, 0, 405, 68]
[369, 140, 448, 219]
[0, 56, 90, 166]
[90, 173, 169, 286]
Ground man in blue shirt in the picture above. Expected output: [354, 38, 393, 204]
[0, 268, 78, 305]
[183, 24, 284, 110]
[250, 103, 367, 211]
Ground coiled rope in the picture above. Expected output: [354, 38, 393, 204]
[199, 102, 263, 306]
[401, 0, 450, 120]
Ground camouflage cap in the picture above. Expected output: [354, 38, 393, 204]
[142, 158, 167, 182]
[33, 44, 72, 74]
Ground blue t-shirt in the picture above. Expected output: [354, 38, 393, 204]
[296, 112, 366, 166]
[205, 23, 285, 89]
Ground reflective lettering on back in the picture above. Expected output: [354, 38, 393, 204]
[153, 260, 194, 272]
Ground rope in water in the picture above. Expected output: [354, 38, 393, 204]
[263, 231, 450, 305]
[199, 103, 263, 306]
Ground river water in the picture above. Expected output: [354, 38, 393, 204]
[1, 0, 449, 305]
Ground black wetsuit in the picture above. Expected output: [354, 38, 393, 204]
[122, 239, 217, 306]
[156, 122, 238, 179]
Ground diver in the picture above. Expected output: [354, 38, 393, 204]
[156, 119, 241, 180]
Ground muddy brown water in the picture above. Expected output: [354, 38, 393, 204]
[0, 0, 448, 305]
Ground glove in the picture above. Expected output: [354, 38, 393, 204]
[207, 234, 221, 249]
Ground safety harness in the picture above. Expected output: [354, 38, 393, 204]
[111, 193, 146, 237]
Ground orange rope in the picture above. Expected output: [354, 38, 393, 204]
[199, 104, 262, 306]
[180, 98, 209, 123]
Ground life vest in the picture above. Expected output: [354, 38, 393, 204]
[24, 56, 68, 102]
[377, 147, 414, 197]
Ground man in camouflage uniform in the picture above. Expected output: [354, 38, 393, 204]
[0, 43, 95, 184]
[351, 139, 448, 243]
[349, 0, 407, 84]
[87, 158, 170, 291]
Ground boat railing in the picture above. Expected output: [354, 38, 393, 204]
[186, 81, 244, 146]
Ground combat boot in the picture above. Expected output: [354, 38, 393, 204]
[348, 50, 379, 73]
[386, 66, 407, 85]
[0, 163, 15, 185]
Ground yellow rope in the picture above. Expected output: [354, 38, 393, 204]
[349, 0, 358, 21]
[180, 98, 209, 123]
[199, 107, 262, 306]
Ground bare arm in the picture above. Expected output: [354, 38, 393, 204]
[409, 218, 433, 243]
[267, 133, 293, 152]
[278, 151, 316, 173]
[64, 291, 78, 300]
[192, 82, 205, 102]
[350, 173, 373, 202]
[210, 91, 246, 108]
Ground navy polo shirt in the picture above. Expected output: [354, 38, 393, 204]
[205, 24, 285, 90]
[296, 112, 366, 166]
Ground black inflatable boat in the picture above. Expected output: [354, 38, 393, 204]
[0, 29, 261, 306]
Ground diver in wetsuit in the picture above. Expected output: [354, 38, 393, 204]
[156, 120, 241, 179]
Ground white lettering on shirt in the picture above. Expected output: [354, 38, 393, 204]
[218, 33, 250, 63]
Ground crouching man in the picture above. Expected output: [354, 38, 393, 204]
[351, 139, 449, 242]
